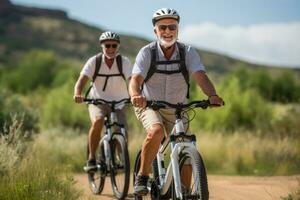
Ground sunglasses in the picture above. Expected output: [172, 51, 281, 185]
[158, 24, 177, 31]
[103, 44, 119, 49]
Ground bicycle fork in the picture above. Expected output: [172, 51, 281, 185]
[171, 142, 199, 200]
[100, 127, 113, 170]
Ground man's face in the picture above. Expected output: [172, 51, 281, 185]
[154, 18, 178, 48]
[101, 40, 119, 59]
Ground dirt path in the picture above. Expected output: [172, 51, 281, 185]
[74, 174, 299, 200]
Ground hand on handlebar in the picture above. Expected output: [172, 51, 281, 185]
[73, 94, 84, 103]
[208, 95, 225, 107]
[131, 95, 146, 108]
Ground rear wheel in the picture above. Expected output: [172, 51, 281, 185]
[87, 141, 106, 194]
[172, 148, 209, 200]
[110, 134, 130, 199]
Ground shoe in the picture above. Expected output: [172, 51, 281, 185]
[83, 159, 97, 172]
[134, 175, 149, 196]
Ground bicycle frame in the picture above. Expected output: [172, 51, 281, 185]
[154, 118, 198, 199]
[84, 98, 129, 171]
[147, 100, 210, 200]
[100, 109, 127, 170]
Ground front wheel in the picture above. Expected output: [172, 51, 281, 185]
[110, 134, 130, 199]
[172, 148, 209, 200]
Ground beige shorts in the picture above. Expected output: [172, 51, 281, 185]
[134, 107, 188, 135]
[88, 104, 128, 129]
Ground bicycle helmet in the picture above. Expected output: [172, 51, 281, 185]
[152, 8, 180, 25]
[99, 31, 120, 43]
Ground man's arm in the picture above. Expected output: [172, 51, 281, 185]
[129, 74, 146, 108]
[192, 70, 224, 105]
[73, 74, 89, 103]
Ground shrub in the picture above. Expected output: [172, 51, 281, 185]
[190, 76, 273, 132]
[41, 80, 90, 129]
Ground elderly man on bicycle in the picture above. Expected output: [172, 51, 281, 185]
[74, 31, 132, 172]
[129, 8, 224, 196]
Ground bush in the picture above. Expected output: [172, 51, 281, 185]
[2, 51, 60, 93]
[190, 75, 273, 132]
[0, 90, 38, 134]
[41, 80, 90, 129]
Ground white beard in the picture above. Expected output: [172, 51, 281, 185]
[157, 36, 177, 48]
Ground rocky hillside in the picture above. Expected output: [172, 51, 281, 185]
[0, 0, 297, 76]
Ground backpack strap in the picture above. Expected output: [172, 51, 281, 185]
[144, 42, 190, 98]
[116, 54, 125, 80]
[93, 53, 102, 82]
[85, 53, 102, 98]
[144, 42, 157, 83]
[91, 53, 125, 91]
[177, 42, 190, 98]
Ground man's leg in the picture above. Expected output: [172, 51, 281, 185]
[85, 104, 107, 172]
[133, 107, 165, 195]
[88, 117, 104, 160]
[134, 124, 164, 195]
[139, 124, 164, 176]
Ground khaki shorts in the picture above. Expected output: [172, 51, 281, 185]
[134, 107, 188, 136]
[88, 104, 128, 129]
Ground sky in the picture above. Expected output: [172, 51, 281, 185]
[11, 0, 300, 68]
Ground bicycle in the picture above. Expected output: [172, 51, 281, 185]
[133, 100, 212, 200]
[84, 98, 130, 200]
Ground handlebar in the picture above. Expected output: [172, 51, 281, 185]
[146, 100, 212, 111]
[84, 98, 130, 106]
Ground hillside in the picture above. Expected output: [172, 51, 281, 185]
[0, 0, 298, 76]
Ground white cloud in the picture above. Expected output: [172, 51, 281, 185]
[179, 22, 300, 67]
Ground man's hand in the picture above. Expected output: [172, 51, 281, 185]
[73, 94, 84, 103]
[131, 95, 146, 108]
[208, 95, 224, 106]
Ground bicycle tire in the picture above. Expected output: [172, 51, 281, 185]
[110, 134, 130, 199]
[87, 141, 106, 194]
[172, 148, 209, 200]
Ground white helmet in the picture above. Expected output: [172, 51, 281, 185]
[152, 8, 180, 25]
[99, 31, 120, 43]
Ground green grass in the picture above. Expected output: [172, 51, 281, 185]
[199, 132, 300, 175]
[0, 156, 81, 200]
[34, 127, 300, 176]
[0, 121, 82, 200]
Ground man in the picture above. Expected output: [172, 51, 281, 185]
[129, 8, 224, 195]
[73, 31, 132, 172]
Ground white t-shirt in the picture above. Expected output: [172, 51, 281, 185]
[80, 53, 132, 106]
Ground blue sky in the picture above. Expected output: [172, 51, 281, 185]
[11, 0, 300, 67]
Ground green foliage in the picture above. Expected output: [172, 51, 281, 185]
[272, 72, 300, 103]
[231, 69, 300, 103]
[0, 90, 39, 134]
[190, 75, 273, 132]
[2, 51, 60, 93]
[199, 132, 300, 175]
[0, 152, 81, 200]
[41, 80, 90, 129]
[272, 104, 300, 139]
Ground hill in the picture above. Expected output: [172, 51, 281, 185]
[0, 0, 298, 76]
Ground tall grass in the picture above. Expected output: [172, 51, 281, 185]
[0, 120, 82, 200]
[33, 128, 86, 172]
[36, 127, 300, 176]
[199, 132, 300, 175]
